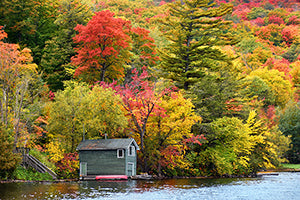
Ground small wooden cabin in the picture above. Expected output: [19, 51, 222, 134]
[77, 138, 139, 179]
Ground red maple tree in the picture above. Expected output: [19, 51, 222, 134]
[99, 67, 171, 171]
[72, 10, 131, 83]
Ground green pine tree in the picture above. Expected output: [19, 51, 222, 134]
[0, 0, 58, 64]
[40, 0, 92, 91]
[159, 0, 238, 90]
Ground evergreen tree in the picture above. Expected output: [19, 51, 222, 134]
[159, 0, 238, 90]
[0, 0, 58, 64]
[188, 71, 241, 123]
[40, 0, 92, 91]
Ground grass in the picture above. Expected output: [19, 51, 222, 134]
[1, 149, 56, 181]
[13, 166, 53, 181]
[281, 163, 300, 169]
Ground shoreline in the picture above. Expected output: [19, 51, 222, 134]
[0, 174, 258, 183]
[0, 179, 78, 184]
[1, 168, 299, 183]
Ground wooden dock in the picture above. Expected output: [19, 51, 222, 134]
[80, 174, 153, 181]
[80, 175, 128, 181]
[131, 173, 153, 180]
[256, 171, 279, 177]
[96, 175, 128, 180]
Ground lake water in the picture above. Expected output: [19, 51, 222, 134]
[0, 172, 299, 200]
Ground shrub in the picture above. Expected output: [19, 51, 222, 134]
[12, 166, 53, 181]
[55, 152, 79, 179]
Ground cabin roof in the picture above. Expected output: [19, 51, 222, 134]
[76, 138, 140, 151]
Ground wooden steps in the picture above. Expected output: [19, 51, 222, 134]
[23, 154, 57, 179]
[16, 148, 58, 180]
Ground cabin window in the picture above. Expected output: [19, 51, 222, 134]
[128, 146, 135, 156]
[117, 149, 124, 158]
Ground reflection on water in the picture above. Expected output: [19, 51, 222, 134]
[0, 172, 299, 200]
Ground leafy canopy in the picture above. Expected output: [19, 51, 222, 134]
[72, 10, 132, 83]
[47, 81, 127, 152]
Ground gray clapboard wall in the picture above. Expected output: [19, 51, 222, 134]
[77, 138, 139, 177]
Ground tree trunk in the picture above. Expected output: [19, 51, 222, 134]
[158, 162, 162, 177]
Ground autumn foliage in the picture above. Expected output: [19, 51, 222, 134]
[99, 67, 169, 171]
[0, 0, 299, 179]
[72, 10, 131, 83]
[55, 152, 79, 179]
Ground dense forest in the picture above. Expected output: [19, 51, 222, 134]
[0, 0, 299, 179]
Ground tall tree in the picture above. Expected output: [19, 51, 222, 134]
[71, 10, 132, 84]
[0, 28, 19, 127]
[40, 0, 92, 91]
[47, 81, 127, 152]
[159, 0, 238, 90]
[100, 67, 170, 172]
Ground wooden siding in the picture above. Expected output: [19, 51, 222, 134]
[125, 144, 137, 176]
[80, 150, 126, 175]
[78, 140, 138, 176]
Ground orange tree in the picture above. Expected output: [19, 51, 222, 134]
[72, 9, 159, 84]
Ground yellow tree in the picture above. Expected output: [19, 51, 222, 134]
[146, 91, 202, 176]
[246, 111, 291, 172]
[47, 82, 89, 152]
[47, 82, 127, 152]
[196, 113, 262, 176]
[192, 110, 289, 176]
[81, 85, 128, 138]
[248, 67, 293, 107]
